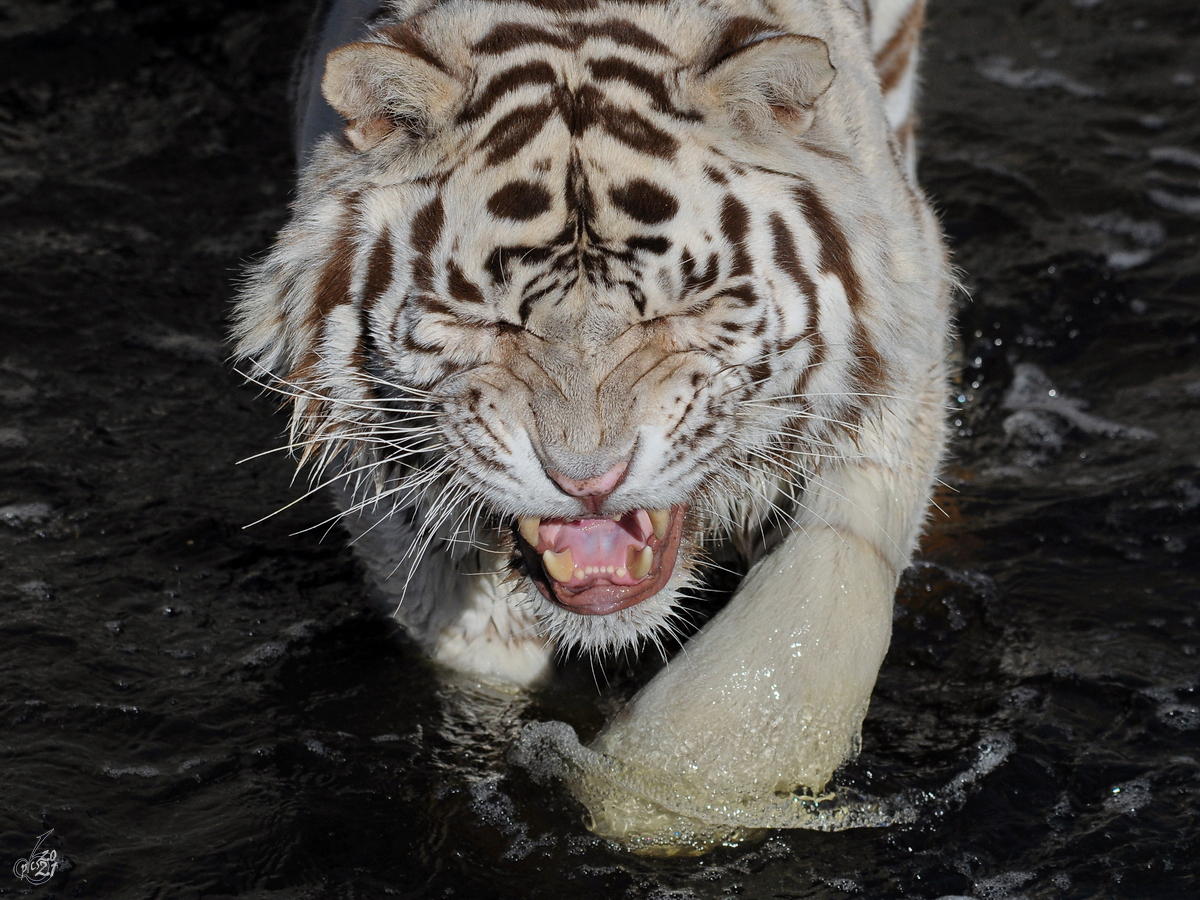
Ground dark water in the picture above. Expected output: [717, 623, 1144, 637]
[1, 0, 1197, 897]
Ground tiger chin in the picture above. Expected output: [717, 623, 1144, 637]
[235, 0, 951, 850]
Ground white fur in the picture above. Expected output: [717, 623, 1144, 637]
[234, 0, 950, 850]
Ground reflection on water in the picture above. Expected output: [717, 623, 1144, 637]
[0, 0, 1196, 897]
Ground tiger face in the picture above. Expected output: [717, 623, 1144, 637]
[235, 0, 945, 663]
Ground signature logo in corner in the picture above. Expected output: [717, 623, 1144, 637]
[13, 829, 60, 886]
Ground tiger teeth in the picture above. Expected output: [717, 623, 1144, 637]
[542, 547, 574, 583]
[629, 544, 654, 580]
[518, 516, 541, 546]
[648, 508, 670, 541]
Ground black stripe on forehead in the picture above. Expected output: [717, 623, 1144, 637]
[609, 179, 678, 224]
[586, 56, 701, 121]
[487, 180, 554, 220]
[460, 60, 559, 124]
[472, 23, 575, 55]
[480, 101, 556, 165]
[474, 88, 677, 164]
[599, 106, 678, 158]
[472, 15, 675, 56]
[573, 20, 672, 55]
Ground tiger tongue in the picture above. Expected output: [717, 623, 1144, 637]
[541, 514, 652, 585]
[529, 507, 685, 616]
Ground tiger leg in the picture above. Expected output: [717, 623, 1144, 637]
[576, 364, 947, 844]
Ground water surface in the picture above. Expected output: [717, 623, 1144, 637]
[0, 0, 1197, 897]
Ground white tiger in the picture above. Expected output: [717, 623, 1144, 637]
[234, 0, 949, 850]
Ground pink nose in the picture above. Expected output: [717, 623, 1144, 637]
[547, 461, 628, 502]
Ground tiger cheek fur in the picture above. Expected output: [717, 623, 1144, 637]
[235, 0, 949, 849]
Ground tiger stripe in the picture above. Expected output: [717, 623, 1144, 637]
[459, 60, 559, 124]
[874, 0, 925, 95]
[234, 0, 951, 708]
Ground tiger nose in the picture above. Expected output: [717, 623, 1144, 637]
[546, 461, 628, 505]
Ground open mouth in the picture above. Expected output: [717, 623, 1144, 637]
[514, 505, 687, 616]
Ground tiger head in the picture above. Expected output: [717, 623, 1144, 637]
[235, 0, 939, 656]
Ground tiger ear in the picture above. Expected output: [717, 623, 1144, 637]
[701, 35, 835, 136]
[322, 41, 461, 151]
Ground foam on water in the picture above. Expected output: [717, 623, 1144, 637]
[0, 502, 53, 527]
[976, 56, 1101, 97]
[1002, 362, 1155, 444]
[512, 720, 1015, 854]
[469, 777, 554, 861]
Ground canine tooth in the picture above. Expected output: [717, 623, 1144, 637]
[648, 508, 670, 541]
[542, 547, 574, 583]
[631, 545, 654, 580]
[518, 516, 541, 546]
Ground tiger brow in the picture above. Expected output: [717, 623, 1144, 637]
[586, 56, 700, 120]
[459, 60, 560, 123]
[571, 20, 673, 55]
[472, 23, 574, 55]
[471, 18, 675, 56]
